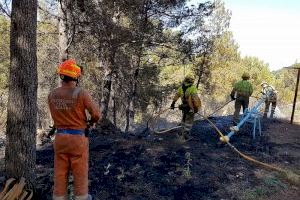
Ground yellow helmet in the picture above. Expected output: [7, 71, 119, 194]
[242, 72, 250, 79]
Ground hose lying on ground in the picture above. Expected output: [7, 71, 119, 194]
[148, 107, 183, 134]
[200, 114, 300, 186]
[148, 106, 300, 186]
[149, 99, 233, 133]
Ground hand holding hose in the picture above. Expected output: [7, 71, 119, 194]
[230, 94, 236, 100]
[85, 120, 97, 137]
[47, 126, 56, 138]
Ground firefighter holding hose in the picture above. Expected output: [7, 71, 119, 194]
[230, 72, 253, 125]
[170, 75, 201, 140]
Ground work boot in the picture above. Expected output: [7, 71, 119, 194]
[74, 194, 92, 200]
[176, 131, 185, 143]
[184, 133, 193, 141]
[182, 130, 192, 141]
[53, 196, 66, 200]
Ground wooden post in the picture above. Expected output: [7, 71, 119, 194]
[291, 68, 300, 124]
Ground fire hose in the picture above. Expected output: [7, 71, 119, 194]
[149, 99, 233, 133]
[148, 105, 299, 185]
[201, 114, 299, 185]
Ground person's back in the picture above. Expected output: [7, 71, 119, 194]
[49, 59, 101, 200]
[49, 84, 100, 130]
[261, 82, 277, 118]
[233, 79, 253, 98]
[231, 73, 253, 125]
[261, 84, 277, 102]
[170, 75, 201, 140]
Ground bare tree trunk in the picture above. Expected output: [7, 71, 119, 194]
[58, 0, 71, 62]
[100, 48, 116, 119]
[125, 97, 134, 132]
[99, 4, 121, 120]
[5, 0, 38, 185]
[101, 70, 112, 119]
[112, 82, 117, 126]
[125, 54, 141, 132]
[125, 2, 149, 131]
[196, 54, 208, 88]
[48, 0, 71, 90]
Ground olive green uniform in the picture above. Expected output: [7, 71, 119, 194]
[231, 80, 253, 124]
[171, 84, 201, 138]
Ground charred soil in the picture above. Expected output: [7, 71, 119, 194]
[3, 117, 299, 200]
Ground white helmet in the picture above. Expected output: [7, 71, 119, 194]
[261, 81, 268, 87]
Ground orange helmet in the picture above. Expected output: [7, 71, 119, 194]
[57, 59, 81, 78]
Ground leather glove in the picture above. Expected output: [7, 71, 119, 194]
[230, 94, 236, 100]
[170, 101, 175, 110]
[47, 126, 56, 138]
[85, 120, 95, 137]
[179, 104, 190, 112]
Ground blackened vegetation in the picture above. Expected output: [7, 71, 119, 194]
[33, 117, 291, 199]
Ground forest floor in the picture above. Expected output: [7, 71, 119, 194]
[0, 116, 299, 200]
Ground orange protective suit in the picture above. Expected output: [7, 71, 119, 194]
[48, 81, 101, 200]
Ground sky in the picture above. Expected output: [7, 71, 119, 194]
[189, 0, 300, 71]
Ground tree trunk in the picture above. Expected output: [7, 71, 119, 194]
[101, 70, 113, 119]
[112, 82, 117, 126]
[5, 0, 38, 185]
[196, 54, 207, 88]
[100, 4, 120, 120]
[125, 2, 149, 132]
[125, 54, 141, 132]
[48, 0, 71, 90]
[100, 48, 116, 119]
[58, 0, 71, 62]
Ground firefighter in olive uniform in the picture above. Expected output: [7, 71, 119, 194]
[170, 75, 201, 140]
[231, 72, 253, 125]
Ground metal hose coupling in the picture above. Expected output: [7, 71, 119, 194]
[219, 126, 239, 143]
[219, 135, 230, 143]
[229, 126, 239, 132]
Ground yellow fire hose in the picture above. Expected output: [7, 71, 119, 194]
[149, 107, 299, 185]
[201, 115, 283, 172]
[149, 99, 233, 133]
[201, 114, 299, 186]
[206, 99, 234, 117]
[148, 107, 184, 134]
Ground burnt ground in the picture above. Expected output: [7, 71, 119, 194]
[1, 117, 300, 200]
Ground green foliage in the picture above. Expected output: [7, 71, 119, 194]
[1, 0, 298, 130]
[0, 16, 9, 129]
[0, 16, 9, 89]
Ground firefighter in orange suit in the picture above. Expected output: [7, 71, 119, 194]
[48, 59, 101, 200]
